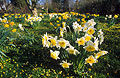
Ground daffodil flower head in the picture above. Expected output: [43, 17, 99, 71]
[57, 38, 70, 49]
[76, 37, 85, 46]
[50, 50, 60, 60]
[84, 41, 95, 52]
[42, 32, 51, 48]
[98, 29, 104, 45]
[98, 29, 103, 36]
[94, 38, 99, 51]
[60, 60, 72, 68]
[87, 26, 96, 35]
[95, 50, 108, 59]
[72, 21, 79, 29]
[84, 34, 92, 42]
[85, 55, 97, 66]
[19, 24, 24, 31]
[50, 36, 57, 47]
[86, 19, 96, 27]
[66, 46, 80, 55]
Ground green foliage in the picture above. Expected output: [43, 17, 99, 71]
[0, 13, 119, 78]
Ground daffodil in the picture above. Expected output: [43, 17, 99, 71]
[84, 41, 95, 52]
[76, 37, 85, 46]
[85, 55, 97, 66]
[42, 33, 51, 48]
[86, 19, 96, 27]
[100, 50, 108, 55]
[95, 50, 108, 59]
[4, 24, 9, 28]
[98, 29, 104, 45]
[60, 31, 64, 37]
[87, 26, 96, 35]
[57, 38, 69, 49]
[108, 15, 112, 18]
[114, 15, 118, 18]
[95, 52, 103, 59]
[50, 36, 57, 47]
[66, 46, 80, 55]
[72, 22, 79, 30]
[83, 26, 88, 32]
[94, 38, 99, 51]
[12, 29, 17, 32]
[19, 24, 24, 31]
[50, 50, 60, 60]
[60, 60, 72, 68]
[84, 34, 92, 42]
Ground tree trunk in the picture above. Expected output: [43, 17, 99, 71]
[11, 0, 32, 13]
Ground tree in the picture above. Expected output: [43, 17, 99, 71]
[11, 0, 39, 15]
[11, 0, 32, 13]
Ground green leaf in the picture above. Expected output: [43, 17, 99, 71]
[0, 50, 7, 57]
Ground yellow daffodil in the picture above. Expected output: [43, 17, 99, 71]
[57, 24, 60, 27]
[114, 15, 118, 18]
[4, 24, 9, 28]
[58, 17, 61, 20]
[2, 19, 7, 23]
[9, 22, 15, 26]
[60, 60, 72, 68]
[12, 29, 17, 32]
[50, 50, 60, 60]
[85, 55, 97, 66]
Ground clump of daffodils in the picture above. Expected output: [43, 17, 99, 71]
[41, 19, 108, 71]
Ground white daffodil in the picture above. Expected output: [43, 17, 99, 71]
[42, 32, 51, 48]
[100, 50, 108, 55]
[19, 24, 24, 31]
[99, 35, 104, 45]
[66, 46, 80, 55]
[95, 50, 108, 59]
[85, 55, 98, 66]
[108, 15, 112, 18]
[98, 29, 104, 45]
[76, 37, 85, 46]
[76, 25, 83, 32]
[50, 36, 57, 47]
[57, 38, 70, 49]
[87, 26, 96, 35]
[72, 21, 79, 29]
[98, 29, 103, 36]
[94, 38, 99, 51]
[83, 25, 88, 32]
[84, 34, 92, 42]
[86, 19, 96, 27]
[84, 41, 95, 52]
[50, 50, 60, 60]
[60, 60, 72, 68]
